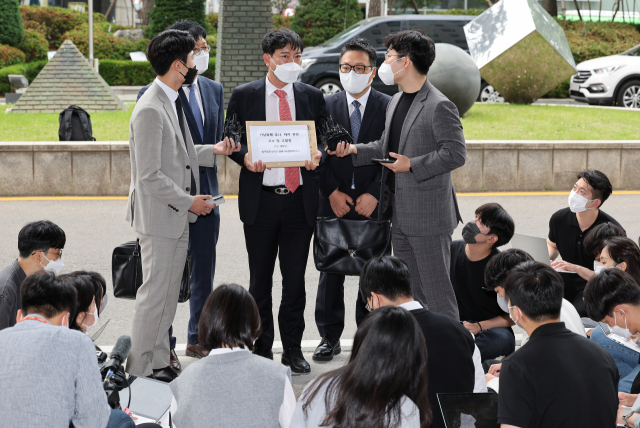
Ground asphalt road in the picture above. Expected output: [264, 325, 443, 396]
[1, 193, 639, 376]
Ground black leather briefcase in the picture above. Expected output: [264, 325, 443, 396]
[313, 217, 392, 276]
[112, 240, 191, 302]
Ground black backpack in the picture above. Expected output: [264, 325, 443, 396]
[58, 105, 96, 141]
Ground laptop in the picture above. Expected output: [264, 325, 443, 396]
[119, 376, 173, 423]
[437, 392, 499, 428]
[598, 322, 640, 353]
[510, 233, 576, 274]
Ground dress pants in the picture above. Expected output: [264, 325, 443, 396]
[315, 272, 369, 338]
[126, 223, 189, 376]
[244, 189, 314, 351]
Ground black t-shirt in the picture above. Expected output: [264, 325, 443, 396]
[386, 91, 418, 192]
[498, 322, 618, 428]
[450, 240, 502, 322]
[548, 207, 623, 296]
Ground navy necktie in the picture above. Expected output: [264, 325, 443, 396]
[350, 100, 361, 144]
[188, 84, 204, 141]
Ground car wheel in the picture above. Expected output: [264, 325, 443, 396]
[617, 80, 640, 109]
[316, 79, 342, 96]
[478, 82, 505, 103]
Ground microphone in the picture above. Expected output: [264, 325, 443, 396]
[110, 335, 132, 364]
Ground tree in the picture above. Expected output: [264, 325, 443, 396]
[290, 0, 361, 47]
[392, 0, 440, 14]
[137, 0, 154, 26]
[149, 0, 207, 37]
[369, 0, 381, 16]
[542, 0, 557, 16]
[0, 0, 24, 47]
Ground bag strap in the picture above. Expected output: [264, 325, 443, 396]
[62, 109, 74, 141]
[76, 109, 94, 141]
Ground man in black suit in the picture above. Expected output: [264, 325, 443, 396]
[313, 38, 391, 362]
[359, 255, 482, 428]
[226, 29, 326, 373]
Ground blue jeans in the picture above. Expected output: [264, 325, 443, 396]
[468, 323, 515, 361]
[591, 326, 640, 392]
[107, 409, 135, 428]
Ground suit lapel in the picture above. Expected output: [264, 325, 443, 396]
[197, 80, 210, 140]
[398, 80, 431, 153]
[154, 84, 188, 156]
[359, 90, 381, 145]
[293, 83, 310, 120]
[248, 77, 267, 120]
[178, 88, 204, 146]
[334, 91, 352, 135]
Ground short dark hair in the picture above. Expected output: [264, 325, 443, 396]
[59, 273, 97, 331]
[383, 29, 435, 75]
[359, 256, 412, 304]
[475, 203, 515, 247]
[484, 249, 534, 289]
[583, 222, 627, 258]
[262, 29, 304, 55]
[577, 170, 613, 205]
[21, 272, 77, 318]
[199, 284, 261, 351]
[584, 269, 640, 321]
[72, 271, 106, 315]
[147, 29, 196, 76]
[504, 261, 563, 322]
[603, 237, 640, 281]
[18, 220, 66, 258]
[340, 38, 376, 68]
[168, 20, 207, 41]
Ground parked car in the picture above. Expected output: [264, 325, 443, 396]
[298, 15, 502, 102]
[570, 44, 640, 108]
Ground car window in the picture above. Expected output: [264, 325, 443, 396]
[322, 22, 369, 47]
[409, 19, 470, 50]
[621, 44, 640, 56]
[358, 21, 402, 49]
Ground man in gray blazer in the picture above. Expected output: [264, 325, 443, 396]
[125, 29, 238, 380]
[331, 30, 466, 320]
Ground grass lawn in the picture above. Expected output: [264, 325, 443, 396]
[1, 103, 639, 141]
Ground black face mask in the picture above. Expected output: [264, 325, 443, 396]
[462, 221, 482, 244]
[180, 61, 198, 85]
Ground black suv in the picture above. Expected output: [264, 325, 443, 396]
[298, 15, 475, 96]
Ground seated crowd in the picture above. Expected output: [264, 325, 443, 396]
[2, 168, 640, 428]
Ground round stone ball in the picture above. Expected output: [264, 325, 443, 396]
[427, 43, 481, 116]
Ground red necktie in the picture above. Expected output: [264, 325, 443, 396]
[275, 89, 299, 193]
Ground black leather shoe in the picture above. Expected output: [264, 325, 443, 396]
[169, 349, 182, 372]
[147, 366, 179, 383]
[281, 346, 311, 373]
[254, 347, 274, 360]
[312, 337, 341, 362]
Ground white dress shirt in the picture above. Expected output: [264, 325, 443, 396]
[263, 76, 303, 187]
[155, 77, 179, 121]
[181, 76, 205, 125]
[170, 347, 296, 428]
[345, 87, 371, 120]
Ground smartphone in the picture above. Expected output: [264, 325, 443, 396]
[372, 158, 397, 164]
[205, 194, 225, 205]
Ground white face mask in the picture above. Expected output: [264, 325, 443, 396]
[568, 190, 595, 213]
[378, 57, 404, 85]
[594, 264, 607, 274]
[194, 52, 209, 75]
[340, 70, 373, 94]
[82, 308, 98, 333]
[269, 55, 302, 84]
[508, 305, 521, 326]
[497, 295, 509, 313]
[611, 311, 633, 339]
[41, 253, 64, 275]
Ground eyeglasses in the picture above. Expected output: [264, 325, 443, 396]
[340, 64, 373, 74]
[384, 53, 404, 60]
[482, 285, 496, 292]
[365, 301, 372, 312]
[194, 45, 212, 55]
[33, 249, 63, 258]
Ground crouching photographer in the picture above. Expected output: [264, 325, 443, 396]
[0, 272, 134, 428]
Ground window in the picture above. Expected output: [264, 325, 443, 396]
[409, 19, 470, 51]
[359, 21, 402, 49]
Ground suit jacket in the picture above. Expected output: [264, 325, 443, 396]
[352, 80, 466, 236]
[319, 89, 391, 220]
[138, 77, 224, 202]
[126, 81, 214, 239]
[410, 307, 476, 428]
[227, 77, 327, 227]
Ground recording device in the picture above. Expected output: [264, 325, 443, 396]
[372, 158, 397, 164]
[205, 194, 225, 206]
[99, 335, 132, 409]
[223, 113, 244, 145]
[319, 116, 353, 151]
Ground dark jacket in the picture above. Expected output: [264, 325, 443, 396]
[0, 260, 27, 331]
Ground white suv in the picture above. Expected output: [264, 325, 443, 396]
[570, 44, 640, 108]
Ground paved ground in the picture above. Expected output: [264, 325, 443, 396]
[1, 193, 639, 384]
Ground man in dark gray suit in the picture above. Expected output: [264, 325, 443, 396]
[331, 29, 466, 320]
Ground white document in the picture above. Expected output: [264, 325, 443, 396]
[249, 124, 311, 164]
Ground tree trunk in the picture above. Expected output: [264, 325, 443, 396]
[369, 0, 381, 17]
[542, 0, 557, 16]
[137, 0, 153, 26]
[410, 0, 419, 13]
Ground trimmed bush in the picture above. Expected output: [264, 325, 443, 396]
[273, 15, 293, 29]
[291, 0, 362, 47]
[0, 0, 24, 47]
[149, 0, 208, 37]
[205, 13, 218, 33]
[18, 29, 48, 61]
[19, 6, 106, 49]
[61, 25, 149, 60]
[0, 59, 46, 94]
[98, 57, 216, 85]
[0, 45, 26, 68]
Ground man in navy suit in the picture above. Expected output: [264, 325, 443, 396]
[137, 20, 234, 368]
[313, 39, 391, 362]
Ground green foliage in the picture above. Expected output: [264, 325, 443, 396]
[291, 0, 361, 47]
[559, 19, 640, 63]
[0, 0, 24, 47]
[542, 78, 570, 98]
[20, 6, 85, 49]
[205, 13, 218, 34]
[433, 8, 484, 15]
[17, 29, 48, 61]
[205, 34, 216, 57]
[61, 24, 149, 60]
[0, 45, 26, 68]
[273, 15, 293, 29]
[98, 57, 215, 85]
[149, 0, 208, 37]
[0, 59, 46, 94]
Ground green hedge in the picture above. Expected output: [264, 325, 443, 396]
[0, 44, 26, 67]
[98, 58, 216, 85]
[0, 59, 46, 94]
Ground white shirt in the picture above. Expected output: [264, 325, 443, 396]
[170, 347, 296, 428]
[181, 76, 205, 125]
[263, 76, 303, 187]
[345, 88, 371, 120]
[398, 301, 487, 393]
[155, 77, 179, 121]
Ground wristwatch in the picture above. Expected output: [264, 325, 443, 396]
[623, 409, 635, 427]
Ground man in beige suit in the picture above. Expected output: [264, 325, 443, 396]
[125, 29, 239, 381]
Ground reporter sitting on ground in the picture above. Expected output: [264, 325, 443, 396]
[0, 220, 66, 331]
[169, 283, 296, 428]
[498, 261, 618, 428]
[583, 222, 627, 274]
[61, 273, 100, 334]
[0, 272, 134, 428]
[358, 255, 483, 428]
[73, 270, 108, 315]
[482, 249, 586, 392]
[291, 306, 431, 428]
